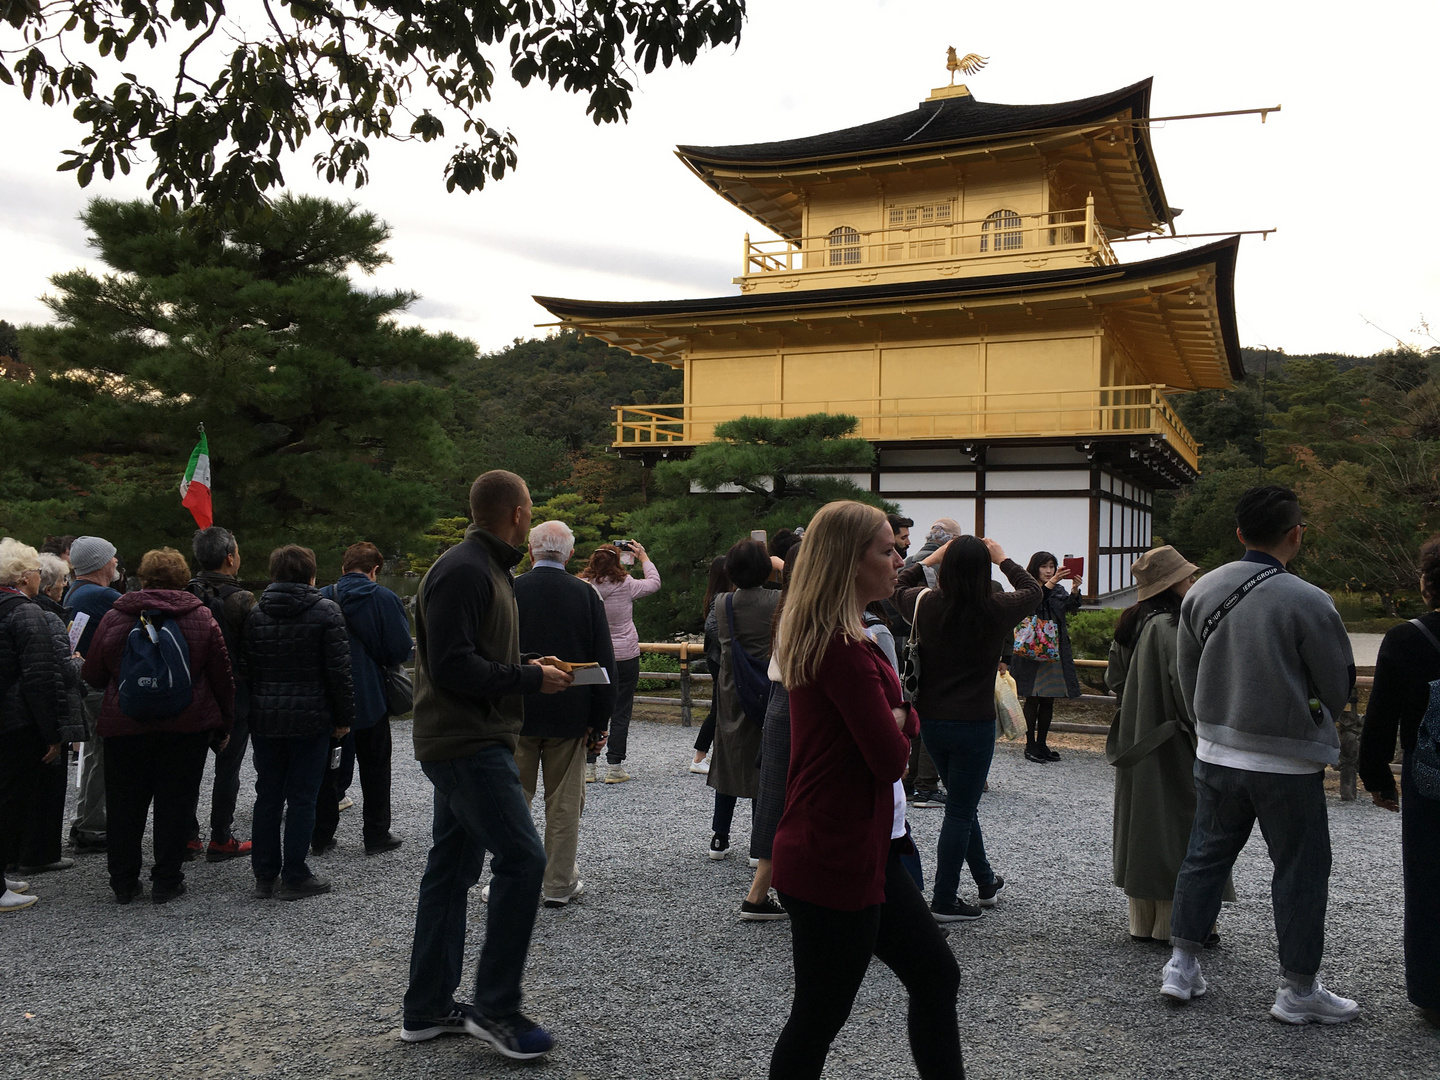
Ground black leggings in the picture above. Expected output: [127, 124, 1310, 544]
[772, 851, 963, 1080]
[693, 699, 717, 754]
[1023, 696, 1054, 748]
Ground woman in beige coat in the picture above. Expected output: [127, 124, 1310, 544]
[1106, 546, 1231, 943]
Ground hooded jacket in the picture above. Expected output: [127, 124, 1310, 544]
[243, 582, 355, 739]
[81, 589, 235, 738]
[0, 591, 69, 744]
[321, 572, 413, 729]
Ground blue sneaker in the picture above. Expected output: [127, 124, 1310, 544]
[401, 1002, 476, 1043]
[465, 1011, 556, 1060]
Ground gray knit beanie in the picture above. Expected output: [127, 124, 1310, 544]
[69, 536, 117, 576]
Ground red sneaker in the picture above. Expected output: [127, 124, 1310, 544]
[183, 838, 204, 862]
[205, 837, 252, 862]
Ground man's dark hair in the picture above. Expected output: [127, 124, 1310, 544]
[193, 527, 238, 572]
[1235, 485, 1302, 548]
[770, 528, 798, 560]
[269, 544, 317, 584]
[469, 470, 528, 529]
[887, 514, 914, 532]
[341, 541, 384, 575]
[40, 534, 76, 557]
[726, 539, 772, 590]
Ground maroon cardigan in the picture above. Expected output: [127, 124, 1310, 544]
[81, 589, 235, 738]
[771, 631, 919, 911]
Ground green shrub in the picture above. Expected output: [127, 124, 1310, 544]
[1328, 590, 1367, 623]
[1068, 608, 1122, 661]
[636, 651, 682, 692]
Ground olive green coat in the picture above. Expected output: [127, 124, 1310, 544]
[708, 586, 780, 800]
[1106, 612, 1234, 902]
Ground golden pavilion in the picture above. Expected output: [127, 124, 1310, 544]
[536, 74, 1244, 603]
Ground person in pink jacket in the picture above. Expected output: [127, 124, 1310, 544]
[579, 541, 660, 783]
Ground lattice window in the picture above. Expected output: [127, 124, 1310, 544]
[828, 226, 861, 266]
[887, 202, 954, 228]
[980, 209, 1023, 252]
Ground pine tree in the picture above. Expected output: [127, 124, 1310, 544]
[0, 195, 469, 571]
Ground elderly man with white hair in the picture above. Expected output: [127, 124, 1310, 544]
[512, 520, 617, 908]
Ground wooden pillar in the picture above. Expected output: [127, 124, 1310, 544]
[1087, 466, 1101, 603]
[973, 448, 986, 536]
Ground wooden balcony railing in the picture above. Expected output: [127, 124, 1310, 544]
[614, 384, 1200, 471]
[742, 194, 1117, 278]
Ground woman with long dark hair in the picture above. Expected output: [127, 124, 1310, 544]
[690, 555, 732, 774]
[1360, 534, 1440, 1023]
[579, 540, 661, 784]
[1105, 546, 1231, 942]
[895, 535, 1040, 921]
[769, 501, 961, 1080]
[1009, 550, 1082, 762]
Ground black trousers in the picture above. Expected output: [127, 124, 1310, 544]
[1023, 697, 1055, 748]
[772, 851, 964, 1080]
[19, 753, 68, 866]
[0, 729, 46, 875]
[104, 731, 210, 893]
[313, 719, 393, 846]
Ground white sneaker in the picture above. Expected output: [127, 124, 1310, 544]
[479, 884, 490, 904]
[1270, 981, 1360, 1025]
[1160, 955, 1206, 1001]
[5, 877, 29, 894]
[543, 881, 585, 908]
[604, 763, 631, 784]
[584, 763, 596, 783]
[0, 889, 38, 912]
[689, 758, 710, 774]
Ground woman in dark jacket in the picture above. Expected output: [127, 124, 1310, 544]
[81, 547, 234, 905]
[1360, 534, 1440, 1022]
[244, 545, 354, 901]
[1009, 550, 1082, 762]
[690, 555, 731, 775]
[0, 539, 69, 912]
[896, 536, 1041, 921]
[706, 540, 780, 860]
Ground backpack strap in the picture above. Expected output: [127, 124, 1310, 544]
[1410, 618, 1440, 657]
[1198, 564, 1284, 646]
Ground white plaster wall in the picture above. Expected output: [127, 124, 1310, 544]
[985, 496, 1089, 578]
[878, 471, 977, 492]
[986, 469, 1089, 491]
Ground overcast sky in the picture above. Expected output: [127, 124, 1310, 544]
[2, 0, 1436, 360]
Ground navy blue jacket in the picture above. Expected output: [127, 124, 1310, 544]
[515, 565, 617, 740]
[321, 573, 414, 729]
[62, 580, 120, 657]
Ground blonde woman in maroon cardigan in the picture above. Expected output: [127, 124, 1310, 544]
[769, 501, 963, 1080]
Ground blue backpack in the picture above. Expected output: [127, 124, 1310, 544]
[118, 611, 194, 720]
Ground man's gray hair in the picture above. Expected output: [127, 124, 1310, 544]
[529, 519, 575, 562]
[192, 527, 237, 572]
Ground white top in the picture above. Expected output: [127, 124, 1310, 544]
[1196, 738, 1325, 775]
[862, 623, 910, 840]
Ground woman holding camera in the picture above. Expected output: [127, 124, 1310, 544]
[1009, 551, 1083, 762]
[580, 541, 660, 784]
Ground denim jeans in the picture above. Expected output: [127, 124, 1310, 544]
[403, 743, 546, 1022]
[208, 707, 250, 842]
[1171, 760, 1331, 983]
[250, 733, 330, 885]
[920, 718, 996, 907]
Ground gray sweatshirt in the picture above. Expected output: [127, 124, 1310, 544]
[1177, 557, 1354, 767]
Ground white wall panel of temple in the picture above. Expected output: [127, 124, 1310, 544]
[985, 496, 1088, 573]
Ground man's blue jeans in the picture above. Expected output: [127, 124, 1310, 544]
[404, 743, 546, 1022]
[250, 733, 329, 885]
[1171, 760, 1331, 983]
[920, 718, 996, 906]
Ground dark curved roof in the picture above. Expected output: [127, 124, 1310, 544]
[677, 79, 1155, 167]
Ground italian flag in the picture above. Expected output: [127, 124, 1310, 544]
[180, 430, 213, 529]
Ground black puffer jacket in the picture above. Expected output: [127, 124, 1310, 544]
[243, 582, 355, 738]
[0, 592, 68, 744]
[36, 594, 88, 742]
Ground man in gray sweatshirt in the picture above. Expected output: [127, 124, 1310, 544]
[1161, 485, 1359, 1024]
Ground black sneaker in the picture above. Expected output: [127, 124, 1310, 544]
[253, 876, 276, 899]
[708, 833, 730, 861]
[977, 874, 1005, 907]
[911, 789, 947, 808]
[364, 832, 404, 855]
[1042, 747, 1060, 761]
[275, 874, 332, 901]
[739, 894, 788, 921]
[151, 881, 187, 905]
[72, 833, 107, 854]
[401, 1002, 477, 1043]
[113, 880, 144, 905]
[311, 837, 337, 857]
[931, 899, 983, 922]
[464, 1011, 555, 1060]
[1024, 747, 1048, 763]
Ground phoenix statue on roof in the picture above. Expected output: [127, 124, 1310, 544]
[946, 47, 989, 84]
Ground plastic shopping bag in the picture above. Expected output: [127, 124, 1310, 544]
[995, 671, 1023, 741]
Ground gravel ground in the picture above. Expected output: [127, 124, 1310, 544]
[4, 719, 1437, 1079]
